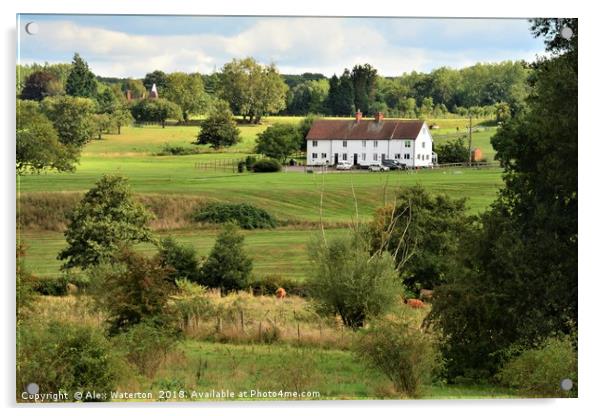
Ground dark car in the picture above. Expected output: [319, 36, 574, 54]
[382, 159, 406, 170]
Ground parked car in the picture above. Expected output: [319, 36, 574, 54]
[382, 159, 406, 170]
[335, 161, 353, 170]
[368, 164, 389, 172]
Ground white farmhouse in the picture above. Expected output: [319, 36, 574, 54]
[306, 111, 435, 168]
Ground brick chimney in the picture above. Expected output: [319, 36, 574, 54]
[355, 110, 362, 122]
[375, 112, 384, 122]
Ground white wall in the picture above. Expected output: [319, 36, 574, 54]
[306, 123, 434, 167]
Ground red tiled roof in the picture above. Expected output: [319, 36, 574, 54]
[306, 119, 425, 141]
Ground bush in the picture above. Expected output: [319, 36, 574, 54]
[355, 311, 442, 398]
[244, 155, 257, 171]
[237, 161, 246, 173]
[252, 159, 282, 172]
[307, 228, 403, 328]
[192, 202, 276, 229]
[199, 224, 253, 294]
[158, 236, 200, 283]
[155, 144, 202, 156]
[17, 320, 120, 401]
[114, 320, 178, 378]
[496, 336, 577, 397]
[90, 248, 176, 334]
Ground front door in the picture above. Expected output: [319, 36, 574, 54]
[381, 153, 386, 162]
[334, 153, 339, 165]
[353, 153, 358, 165]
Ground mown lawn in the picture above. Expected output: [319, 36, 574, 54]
[19, 228, 350, 281]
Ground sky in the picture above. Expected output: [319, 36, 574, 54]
[17, 14, 546, 78]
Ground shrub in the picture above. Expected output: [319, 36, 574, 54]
[355, 310, 443, 398]
[17, 320, 120, 401]
[244, 155, 257, 171]
[113, 320, 178, 378]
[250, 275, 309, 297]
[192, 202, 276, 229]
[252, 159, 282, 172]
[90, 248, 176, 334]
[155, 143, 202, 156]
[158, 236, 200, 283]
[199, 224, 253, 294]
[307, 228, 403, 329]
[496, 336, 577, 397]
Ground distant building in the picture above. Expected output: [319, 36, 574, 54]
[149, 83, 159, 99]
[305, 111, 434, 168]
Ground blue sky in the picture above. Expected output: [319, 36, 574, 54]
[17, 14, 546, 77]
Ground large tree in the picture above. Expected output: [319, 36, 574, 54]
[428, 18, 578, 379]
[255, 123, 300, 163]
[351, 64, 378, 114]
[16, 100, 78, 173]
[58, 175, 155, 270]
[130, 98, 183, 128]
[163, 72, 207, 121]
[218, 58, 288, 123]
[196, 100, 240, 148]
[40, 95, 96, 147]
[142, 70, 168, 91]
[65, 53, 97, 98]
[20, 70, 63, 101]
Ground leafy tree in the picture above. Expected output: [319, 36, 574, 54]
[255, 123, 300, 162]
[428, 19, 578, 380]
[16, 100, 78, 173]
[40, 95, 96, 147]
[130, 98, 183, 127]
[196, 100, 240, 148]
[308, 228, 402, 329]
[351, 64, 378, 114]
[369, 186, 469, 293]
[142, 70, 168, 91]
[157, 236, 200, 283]
[65, 53, 97, 98]
[58, 175, 154, 270]
[495, 101, 512, 123]
[17, 320, 119, 401]
[163, 72, 207, 121]
[218, 58, 288, 123]
[123, 78, 146, 99]
[435, 137, 470, 164]
[199, 224, 253, 294]
[91, 248, 176, 334]
[326, 70, 355, 116]
[91, 113, 113, 140]
[20, 70, 62, 100]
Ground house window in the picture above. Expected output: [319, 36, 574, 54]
[394, 154, 401, 159]
[404, 154, 410, 160]
[312, 140, 318, 147]
[373, 141, 378, 147]
[422, 142, 425, 149]
[405, 141, 411, 148]
[362, 153, 366, 161]
[312, 153, 318, 159]
[321, 153, 327, 158]
[362, 140, 366, 147]
[426, 154, 430, 160]
[373, 153, 378, 161]
[343, 140, 347, 148]
[342, 153, 348, 161]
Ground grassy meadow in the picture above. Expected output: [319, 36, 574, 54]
[18, 115, 514, 401]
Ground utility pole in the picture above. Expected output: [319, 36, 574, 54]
[467, 113, 473, 167]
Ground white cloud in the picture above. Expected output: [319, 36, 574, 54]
[20, 18, 542, 78]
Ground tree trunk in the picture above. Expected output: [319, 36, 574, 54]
[117, 123, 121, 135]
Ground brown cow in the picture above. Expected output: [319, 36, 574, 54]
[275, 287, 286, 299]
[406, 298, 425, 309]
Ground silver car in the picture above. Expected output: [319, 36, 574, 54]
[368, 164, 389, 172]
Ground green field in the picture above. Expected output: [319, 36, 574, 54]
[20, 228, 350, 281]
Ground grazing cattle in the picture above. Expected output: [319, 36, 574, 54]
[275, 287, 286, 299]
[419, 289, 434, 301]
[66, 283, 78, 295]
[406, 298, 425, 309]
